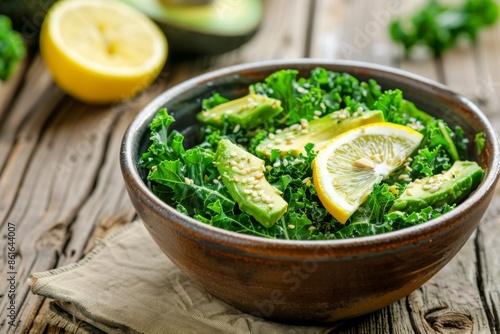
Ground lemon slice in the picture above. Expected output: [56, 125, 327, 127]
[312, 122, 423, 223]
[40, 0, 167, 104]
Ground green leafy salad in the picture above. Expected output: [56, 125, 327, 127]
[139, 67, 485, 240]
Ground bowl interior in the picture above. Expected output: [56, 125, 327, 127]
[127, 59, 499, 247]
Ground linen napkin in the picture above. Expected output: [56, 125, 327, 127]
[28, 221, 341, 334]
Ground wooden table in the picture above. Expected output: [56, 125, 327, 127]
[1, 0, 499, 333]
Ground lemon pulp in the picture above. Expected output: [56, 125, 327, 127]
[312, 122, 423, 223]
[40, 0, 167, 104]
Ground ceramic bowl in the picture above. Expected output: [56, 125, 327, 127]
[120, 59, 500, 323]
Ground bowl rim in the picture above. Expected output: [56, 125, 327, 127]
[121, 58, 500, 256]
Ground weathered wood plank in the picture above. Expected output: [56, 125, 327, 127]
[214, 0, 310, 63]
[0, 58, 27, 120]
[406, 233, 493, 333]
[1, 101, 110, 332]
[308, 1, 499, 334]
[8, 1, 315, 332]
[441, 44, 480, 103]
[393, 0, 441, 82]
[305, 0, 347, 59]
[473, 25, 500, 117]
[2, 0, 498, 332]
[310, 0, 399, 67]
[26, 84, 167, 334]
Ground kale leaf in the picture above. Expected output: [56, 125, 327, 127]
[390, 0, 499, 57]
[141, 68, 481, 240]
[0, 15, 25, 81]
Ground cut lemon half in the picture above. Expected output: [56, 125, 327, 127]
[312, 122, 423, 224]
[40, 0, 168, 104]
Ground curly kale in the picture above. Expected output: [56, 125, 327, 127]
[390, 0, 499, 57]
[140, 68, 482, 240]
[0, 15, 25, 81]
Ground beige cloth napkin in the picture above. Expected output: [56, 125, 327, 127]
[28, 221, 341, 334]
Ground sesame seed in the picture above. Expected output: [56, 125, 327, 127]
[273, 161, 281, 167]
[406, 189, 413, 196]
[308, 226, 316, 231]
[213, 179, 219, 184]
[244, 189, 251, 194]
[254, 172, 264, 180]
[297, 86, 308, 94]
[314, 110, 322, 116]
[313, 116, 319, 120]
[230, 152, 237, 157]
[398, 174, 410, 180]
[288, 224, 295, 230]
[184, 177, 194, 185]
[233, 176, 240, 182]
[276, 129, 283, 134]
[231, 166, 239, 173]
[422, 184, 432, 190]
[300, 118, 309, 128]
[429, 185, 440, 193]
[302, 177, 311, 184]
[268, 133, 275, 140]
[151, 165, 157, 171]
[354, 158, 375, 169]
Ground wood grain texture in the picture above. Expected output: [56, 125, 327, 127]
[309, 0, 500, 333]
[1, 0, 499, 332]
[0, 1, 313, 333]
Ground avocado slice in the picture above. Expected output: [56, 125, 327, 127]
[116, 0, 263, 54]
[256, 110, 385, 158]
[197, 94, 282, 129]
[215, 139, 288, 228]
[390, 160, 484, 213]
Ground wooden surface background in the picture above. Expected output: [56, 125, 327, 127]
[1, 0, 499, 333]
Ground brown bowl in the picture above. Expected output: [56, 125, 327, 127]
[120, 59, 500, 323]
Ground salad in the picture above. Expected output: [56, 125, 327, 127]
[139, 67, 485, 240]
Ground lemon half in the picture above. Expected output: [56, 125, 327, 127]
[312, 122, 423, 223]
[40, 0, 168, 104]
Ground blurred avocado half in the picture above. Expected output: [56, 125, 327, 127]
[116, 0, 263, 55]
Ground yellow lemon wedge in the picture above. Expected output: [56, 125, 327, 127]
[40, 0, 168, 104]
[312, 122, 423, 224]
